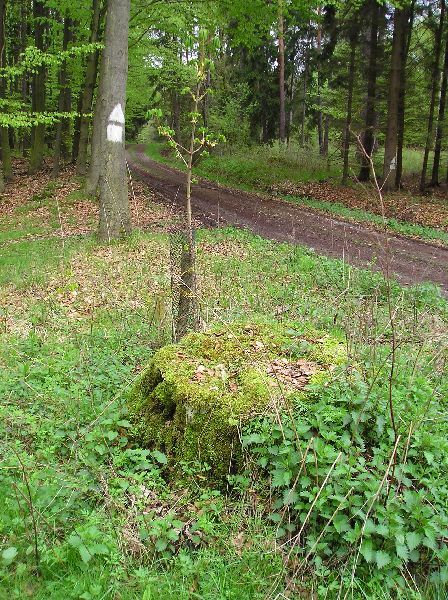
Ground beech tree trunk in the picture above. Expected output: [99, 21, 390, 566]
[359, 0, 380, 182]
[29, 0, 46, 174]
[342, 31, 357, 185]
[76, 0, 102, 175]
[316, 11, 323, 154]
[52, 17, 73, 179]
[420, 0, 445, 192]
[395, 3, 414, 189]
[278, 1, 286, 143]
[96, 0, 131, 240]
[0, 0, 11, 188]
[383, 8, 406, 192]
[430, 32, 448, 185]
[301, 35, 309, 147]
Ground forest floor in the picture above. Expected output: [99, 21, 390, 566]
[128, 145, 448, 295]
[1, 159, 447, 598]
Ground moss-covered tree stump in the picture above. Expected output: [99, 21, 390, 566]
[128, 322, 345, 482]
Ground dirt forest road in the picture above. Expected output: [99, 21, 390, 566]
[127, 145, 448, 296]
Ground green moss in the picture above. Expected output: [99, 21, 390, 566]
[128, 322, 345, 482]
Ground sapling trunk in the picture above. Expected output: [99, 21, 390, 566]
[175, 82, 200, 340]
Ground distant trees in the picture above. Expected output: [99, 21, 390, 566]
[0, 0, 448, 198]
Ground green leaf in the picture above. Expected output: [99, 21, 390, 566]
[151, 450, 168, 465]
[375, 551, 391, 570]
[406, 532, 422, 552]
[283, 489, 298, 506]
[396, 543, 409, 562]
[2, 547, 18, 564]
[79, 544, 92, 564]
[155, 538, 168, 552]
[360, 539, 374, 563]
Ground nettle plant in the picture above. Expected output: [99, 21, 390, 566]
[242, 363, 448, 593]
[148, 30, 225, 340]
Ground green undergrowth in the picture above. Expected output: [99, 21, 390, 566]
[0, 202, 447, 598]
[143, 140, 448, 246]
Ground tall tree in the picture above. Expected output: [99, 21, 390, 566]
[395, 1, 414, 189]
[91, 0, 131, 240]
[278, 0, 286, 142]
[359, 0, 381, 182]
[75, 0, 102, 175]
[342, 25, 358, 185]
[420, 0, 445, 192]
[430, 28, 448, 185]
[52, 16, 74, 178]
[0, 0, 11, 190]
[29, 0, 46, 174]
[383, 6, 408, 192]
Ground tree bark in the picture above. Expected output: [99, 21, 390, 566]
[301, 35, 309, 147]
[20, 0, 29, 157]
[29, 0, 46, 174]
[316, 9, 323, 154]
[97, 0, 131, 240]
[342, 31, 357, 185]
[395, 3, 414, 189]
[358, 0, 380, 182]
[420, 0, 445, 192]
[76, 0, 102, 175]
[383, 7, 406, 192]
[52, 17, 73, 179]
[278, 0, 286, 143]
[0, 0, 11, 186]
[430, 31, 448, 185]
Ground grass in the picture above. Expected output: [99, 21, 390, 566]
[145, 139, 340, 188]
[1, 178, 447, 598]
[143, 140, 448, 246]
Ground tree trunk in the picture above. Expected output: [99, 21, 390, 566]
[383, 7, 406, 192]
[97, 0, 131, 240]
[358, 0, 380, 182]
[323, 113, 329, 156]
[76, 0, 102, 175]
[52, 17, 73, 179]
[0, 0, 11, 185]
[342, 32, 357, 185]
[420, 0, 445, 192]
[29, 0, 46, 174]
[301, 36, 309, 147]
[430, 32, 448, 185]
[278, 0, 286, 143]
[395, 3, 414, 189]
[20, 0, 29, 157]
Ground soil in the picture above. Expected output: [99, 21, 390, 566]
[127, 145, 448, 296]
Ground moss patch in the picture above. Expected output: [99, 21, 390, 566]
[128, 322, 345, 482]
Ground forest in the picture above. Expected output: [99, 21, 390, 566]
[0, 0, 447, 598]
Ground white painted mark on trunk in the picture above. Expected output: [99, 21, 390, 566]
[107, 123, 123, 142]
[107, 103, 125, 143]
